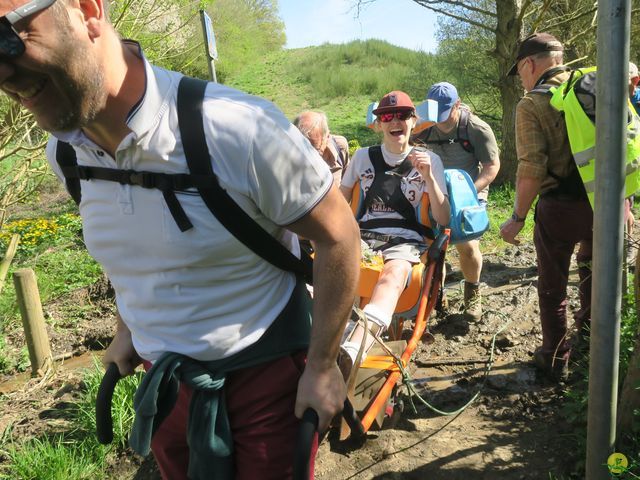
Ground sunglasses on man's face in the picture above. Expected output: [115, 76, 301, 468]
[377, 111, 414, 123]
[0, 0, 57, 59]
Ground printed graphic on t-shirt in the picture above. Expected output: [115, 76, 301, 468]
[358, 166, 425, 219]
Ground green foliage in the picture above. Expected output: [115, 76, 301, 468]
[74, 360, 142, 450]
[0, 336, 8, 373]
[482, 184, 534, 249]
[1, 436, 108, 480]
[109, 0, 207, 78]
[348, 139, 361, 158]
[0, 212, 101, 335]
[282, 40, 435, 104]
[205, 0, 285, 83]
[557, 274, 640, 478]
[0, 361, 141, 478]
[227, 40, 438, 148]
[0, 213, 82, 257]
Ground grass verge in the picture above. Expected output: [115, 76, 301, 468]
[0, 359, 141, 480]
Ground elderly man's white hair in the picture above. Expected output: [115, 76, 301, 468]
[630, 62, 639, 79]
[293, 111, 329, 139]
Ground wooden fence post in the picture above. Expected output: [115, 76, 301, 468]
[13, 268, 52, 376]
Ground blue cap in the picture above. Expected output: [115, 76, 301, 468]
[426, 82, 459, 122]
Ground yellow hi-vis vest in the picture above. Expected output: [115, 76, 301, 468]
[546, 66, 640, 207]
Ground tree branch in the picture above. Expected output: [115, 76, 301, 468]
[410, 0, 495, 32]
[528, 0, 554, 33]
[542, 5, 598, 31]
[411, 0, 497, 18]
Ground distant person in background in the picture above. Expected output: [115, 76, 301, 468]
[629, 62, 640, 115]
[412, 82, 500, 321]
[294, 111, 350, 185]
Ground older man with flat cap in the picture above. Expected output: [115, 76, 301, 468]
[500, 32, 593, 382]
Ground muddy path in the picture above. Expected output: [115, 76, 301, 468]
[0, 241, 589, 479]
[316, 243, 581, 479]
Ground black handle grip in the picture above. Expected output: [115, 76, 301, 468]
[293, 408, 318, 480]
[96, 362, 122, 445]
[428, 231, 450, 261]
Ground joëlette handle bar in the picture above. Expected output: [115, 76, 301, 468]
[96, 362, 122, 445]
[293, 399, 364, 480]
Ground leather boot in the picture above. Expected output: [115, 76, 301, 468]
[463, 281, 482, 321]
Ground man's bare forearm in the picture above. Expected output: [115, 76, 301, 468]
[307, 234, 360, 368]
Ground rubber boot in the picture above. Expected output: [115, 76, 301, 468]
[463, 281, 482, 321]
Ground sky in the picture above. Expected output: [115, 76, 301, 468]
[278, 0, 439, 53]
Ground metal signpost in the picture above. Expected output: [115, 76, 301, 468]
[586, 0, 631, 477]
[200, 10, 218, 83]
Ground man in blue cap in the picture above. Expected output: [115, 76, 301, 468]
[412, 82, 500, 320]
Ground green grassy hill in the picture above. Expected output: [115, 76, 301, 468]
[226, 39, 438, 147]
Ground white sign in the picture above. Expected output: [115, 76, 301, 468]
[201, 11, 218, 60]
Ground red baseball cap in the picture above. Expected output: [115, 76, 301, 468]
[372, 91, 415, 115]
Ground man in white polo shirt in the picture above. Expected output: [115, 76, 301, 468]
[0, 1, 360, 478]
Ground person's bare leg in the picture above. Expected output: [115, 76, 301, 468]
[341, 259, 411, 364]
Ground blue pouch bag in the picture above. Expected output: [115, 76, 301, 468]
[443, 169, 489, 244]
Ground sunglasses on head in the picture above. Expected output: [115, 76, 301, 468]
[377, 111, 414, 123]
[0, 0, 57, 59]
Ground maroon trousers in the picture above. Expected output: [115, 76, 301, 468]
[145, 351, 317, 480]
[533, 195, 593, 357]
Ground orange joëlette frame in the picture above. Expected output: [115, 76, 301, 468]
[358, 235, 447, 433]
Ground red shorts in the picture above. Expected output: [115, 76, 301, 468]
[145, 351, 318, 479]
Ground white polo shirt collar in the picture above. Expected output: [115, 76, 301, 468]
[52, 41, 173, 149]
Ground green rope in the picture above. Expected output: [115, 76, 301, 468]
[391, 310, 513, 417]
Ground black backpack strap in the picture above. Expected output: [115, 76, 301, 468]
[176, 76, 313, 284]
[456, 108, 474, 153]
[413, 110, 473, 153]
[54, 141, 194, 231]
[358, 146, 434, 240]
[529, 84, 553, 95]
[56, 141, 82, 205]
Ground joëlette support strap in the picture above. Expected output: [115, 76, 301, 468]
[357, 145, 434, 240]
[55, 76, 313, 284]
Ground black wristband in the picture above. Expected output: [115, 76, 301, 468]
[511, 211, 526, 223]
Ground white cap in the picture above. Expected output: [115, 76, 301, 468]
[630, 62, 639, 78]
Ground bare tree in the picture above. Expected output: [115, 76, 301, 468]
[0, 102, 48, 227]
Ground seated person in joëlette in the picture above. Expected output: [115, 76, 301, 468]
[338, 90, 450, 375]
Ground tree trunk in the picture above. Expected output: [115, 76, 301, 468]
[496, 80, 523, 184]
[493, 0, 524, 185]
